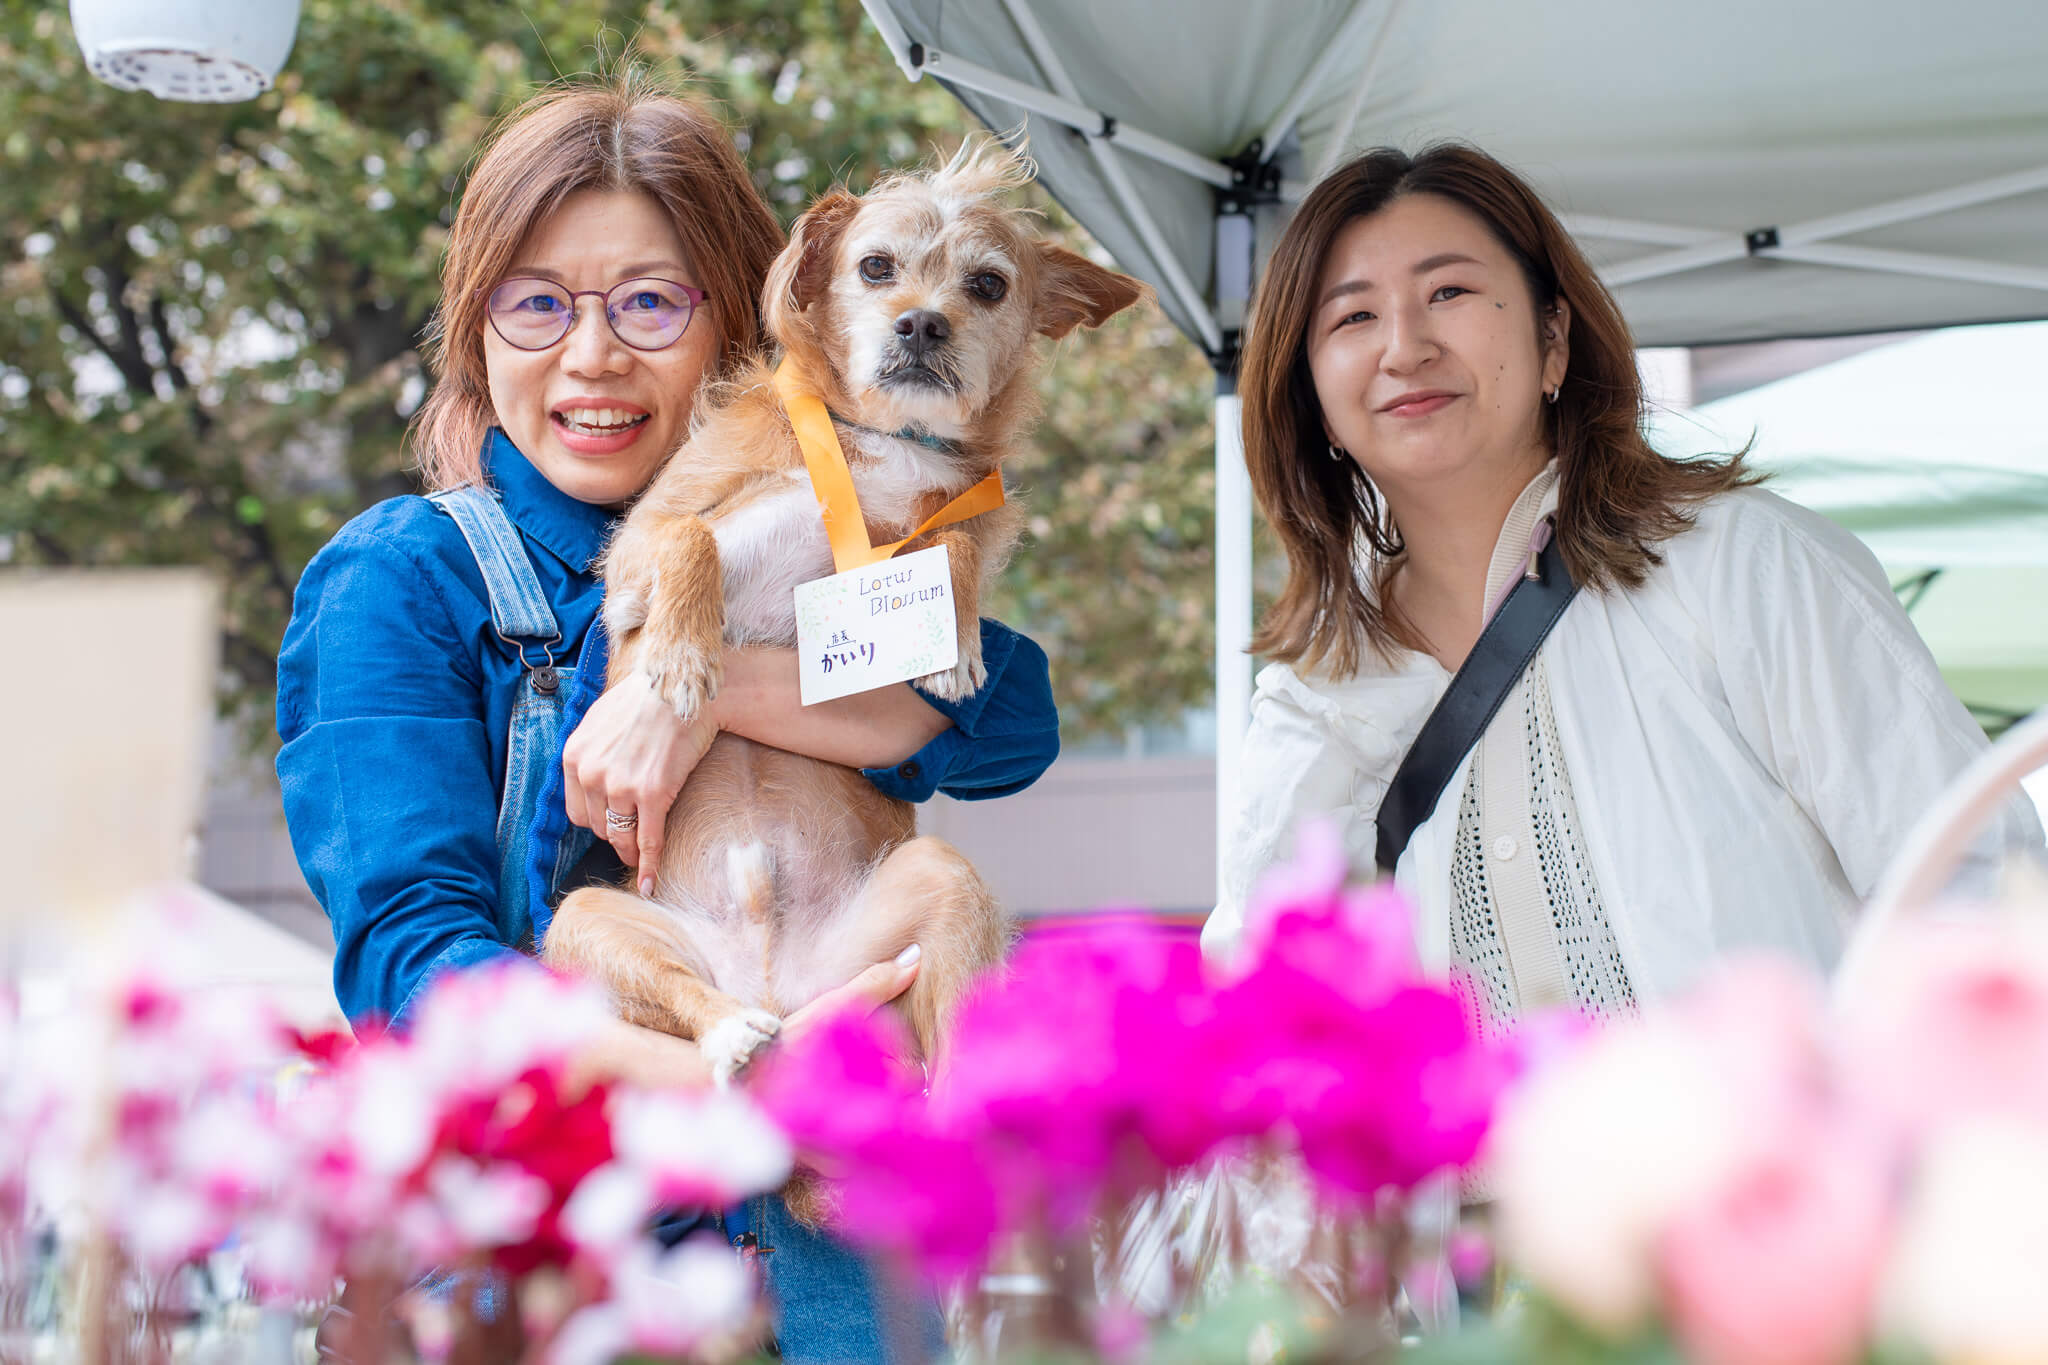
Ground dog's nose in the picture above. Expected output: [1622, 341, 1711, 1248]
[893, 308, 951, 357]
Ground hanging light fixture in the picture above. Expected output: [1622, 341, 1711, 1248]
[69, 0, 301, 103]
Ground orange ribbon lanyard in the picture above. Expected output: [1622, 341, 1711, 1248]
[774, 359, 1005, 575]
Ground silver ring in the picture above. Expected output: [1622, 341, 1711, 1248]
[604, 808, 640, 832]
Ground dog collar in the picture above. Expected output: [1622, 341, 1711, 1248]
[829, 413, 961, 457]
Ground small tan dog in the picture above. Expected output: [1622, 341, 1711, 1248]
[542, 141, 1142, 1084]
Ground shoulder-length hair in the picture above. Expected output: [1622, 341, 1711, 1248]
[412, 69, 785, 490]
[1241, 143, 1752, 677]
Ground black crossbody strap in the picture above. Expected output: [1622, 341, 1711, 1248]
[1374, 531, 1579, 873]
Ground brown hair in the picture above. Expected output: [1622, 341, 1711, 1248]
[1242, 143, 1753, 676]
[412, 69, 785, 490]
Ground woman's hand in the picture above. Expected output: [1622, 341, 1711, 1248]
[562, 671, 718, 893]
[564, 949, 921, 1097]
[780, 944, 923, 1046]
[564, 1016, 711, 1095]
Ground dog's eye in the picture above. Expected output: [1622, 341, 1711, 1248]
[967, 271, 1008, 303]
[858, 254, 896, 285]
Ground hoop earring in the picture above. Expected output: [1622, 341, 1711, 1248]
[1328, 443, 1348, 463]
[1546, 385, 1561, 405]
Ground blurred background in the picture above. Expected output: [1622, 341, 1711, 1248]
[3, 0, 2043, 955]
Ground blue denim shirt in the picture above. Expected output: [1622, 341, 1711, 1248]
[277, 431, 1059, 1026]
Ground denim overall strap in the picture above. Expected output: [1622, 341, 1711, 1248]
[428, 486, 576, 952]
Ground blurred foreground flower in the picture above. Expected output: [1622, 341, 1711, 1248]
[1479, 902, 2048, 1365]
[759, 821, 1515, 1355]
[1, 940, 789, 1362]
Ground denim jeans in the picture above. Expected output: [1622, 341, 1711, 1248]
[656, 1199, 945, 1364]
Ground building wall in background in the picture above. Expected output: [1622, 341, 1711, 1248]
[201, 735, 1218, 951]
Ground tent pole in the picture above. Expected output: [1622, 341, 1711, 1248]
[1563, 214, 1718, 247]
[1605, 162, 2048, 288]
[856, 0, 924, 83]
[989, 0, 1226, 352]
[1214, 376, 1252, 906]
[1768, 243, 2048, 295]
[1310, 0, 1402, 181]
[894, 45, 1236, 189]
[1256, 0, 1379, 157]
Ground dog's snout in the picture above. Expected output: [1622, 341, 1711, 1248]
[893, 308, 951, 356]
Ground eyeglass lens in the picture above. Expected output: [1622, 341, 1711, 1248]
[486, 278, 699, 351]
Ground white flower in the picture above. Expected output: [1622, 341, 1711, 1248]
[612, 1089, 793, 1201]
[171, 1093, 290, 1197]
[425, 1157, 550, 1249]
[561, 1163, 656, 1258]
[619, 1238, 755, 1351]
[1883, 1117, 2048, 1363]
[346, 1050, 436, 1177]
[1489, 1019, 1758, 1336]
[550, 1239, 757, 1365]
[242, 1212, 331, 1299]
[121, 1184, 219, 1271]
[407, 962, 610, 1095]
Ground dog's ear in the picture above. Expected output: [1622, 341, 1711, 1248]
[1032, 244, 1146, 339]
[762, 189, 863, 343]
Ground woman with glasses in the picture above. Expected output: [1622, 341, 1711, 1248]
[275, 71, 1055, 1361]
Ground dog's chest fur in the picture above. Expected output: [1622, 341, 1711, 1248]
[713, 426, 980, 645]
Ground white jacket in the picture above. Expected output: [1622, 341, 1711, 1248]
[1205, 487, 2044, 1002]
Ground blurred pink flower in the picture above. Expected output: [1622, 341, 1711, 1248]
[754, 1007, 1000, 1283]
[1238, 820, 1417, 1006]
[934, 916, 1217, 1227]
[563, 1091, 791, 1259]
[1838, 916, 2048, 1140]
[1210, 963, 1509, 1206]
[549, 1237, 756, 1365]
[1494, 959, 1851, 1339]
[1659, 1120, 1892, 1365]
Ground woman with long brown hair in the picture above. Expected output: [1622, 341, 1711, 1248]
[276, 70, 1055, 1361]
[1205, 143, 2039, 1028]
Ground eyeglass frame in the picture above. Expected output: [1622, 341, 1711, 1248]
[481, 276, 711, 353]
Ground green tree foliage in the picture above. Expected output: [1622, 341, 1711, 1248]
[0, 0, 1217, 745]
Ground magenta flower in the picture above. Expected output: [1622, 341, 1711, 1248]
[1237, 819, 1418, 1007]
[1211, 962, 1509, 1204]
[935, 915, 1221, 1228]
[753, 1007, 1000, 1284]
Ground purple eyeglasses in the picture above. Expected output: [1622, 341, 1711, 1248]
[485, 277, 708, 352]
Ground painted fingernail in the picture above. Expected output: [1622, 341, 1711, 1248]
[639, 878, 655, 898]
[895, 943, 922, 968]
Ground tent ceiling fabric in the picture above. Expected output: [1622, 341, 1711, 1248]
[864, 0, 2048, 349]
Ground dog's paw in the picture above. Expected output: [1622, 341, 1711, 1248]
[701, 1009, 781, 1088]
[651, 646, 722, 721]
[916, 652, 984, 702]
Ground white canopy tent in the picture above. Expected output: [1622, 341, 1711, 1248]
[855, 0, 2048, 891]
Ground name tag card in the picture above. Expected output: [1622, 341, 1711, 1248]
[794, 544, 958, 705]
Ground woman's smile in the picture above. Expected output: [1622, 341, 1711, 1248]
[483, 188, 717, 507]
[550, 395, 653, 455]
[1379, 388, 1459, 419]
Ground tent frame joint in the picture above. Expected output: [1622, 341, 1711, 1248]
[1746, 226, 1781, 255]
[1217, 138, 1284, 217]
[1208, 327, 1243, 384]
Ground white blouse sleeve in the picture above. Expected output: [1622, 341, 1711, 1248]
[1204, 662, 1421, 960]
[1697, 491, 2044, 900]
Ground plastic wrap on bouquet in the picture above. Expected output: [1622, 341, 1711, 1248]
[1097, 1151, 1461, 1333]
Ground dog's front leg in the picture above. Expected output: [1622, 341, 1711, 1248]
[601, 513, 726, 719]
[913, 527, 986, 702]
